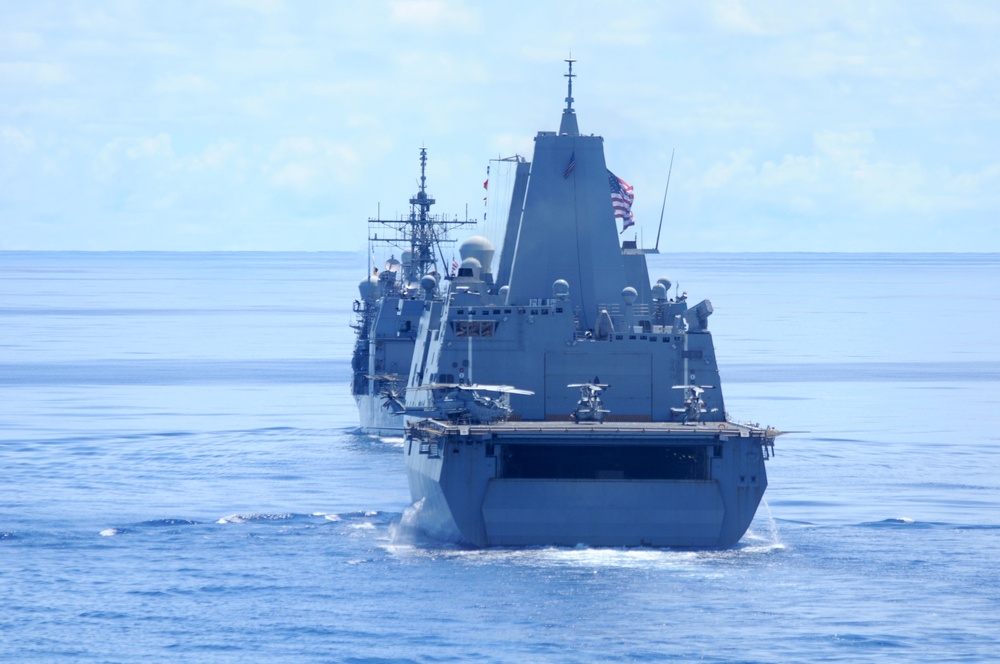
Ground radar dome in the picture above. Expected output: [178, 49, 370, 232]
[622, 286, 638, 306]
[651, 283, 667, 301]
[457, 256, 483, 280]
[656, 276, 672, 292]
[459, 236, 495, 275]
[420, 273, 437, 294]
[552, 279, 570, 299]
[358, 276, 378, 300]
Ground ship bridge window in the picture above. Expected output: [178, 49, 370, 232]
[451, 320, 497, 338]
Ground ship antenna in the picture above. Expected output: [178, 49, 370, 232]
[564, 57, 575, 112]
[559, 58, 579, 135]
[410, 147, 437, 281]
[654, 148, 675, 253]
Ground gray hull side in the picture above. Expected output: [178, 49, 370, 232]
[404, 427, 768, 548]
[482, 479, 726, 547]
[355, 394, 404, 436]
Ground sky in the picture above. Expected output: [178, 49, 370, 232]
[2, 0, 999, 252]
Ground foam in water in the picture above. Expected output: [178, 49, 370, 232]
[737, 498, 786, 554]
[216, 513, 293, 524]
[389, 498, 426, 546]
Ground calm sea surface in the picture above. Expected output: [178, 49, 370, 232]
[2, 251, 998, 662]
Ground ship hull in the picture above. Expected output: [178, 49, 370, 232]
[405, 420, 770, 548]
[354, 394, 405, 436]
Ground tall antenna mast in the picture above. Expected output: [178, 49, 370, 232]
[654, 148, 675, 253]
[559, 57, 579, 135]
[366, 148, 474, 285]
[564, 57, 575, 111]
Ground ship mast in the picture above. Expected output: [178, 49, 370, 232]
[559, 58, 579, 136]
[367, 148, 475, 286]
[409, 147, 437, 282]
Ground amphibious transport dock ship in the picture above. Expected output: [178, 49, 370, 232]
[396, 62, 778, 547]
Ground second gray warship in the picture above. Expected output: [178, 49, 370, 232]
[374, 62, 779, 547]
[351, 148, 473, 435]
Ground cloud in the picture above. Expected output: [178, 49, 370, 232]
[3, 1, 999, 251]
[219, 0, 286, 14]
[701, 150, 757, 189]
[265, 137, 361, 193]
[0, 31, 45, 52]
[0, 61, 68, 86]
[186, 141, 243, 173]
[1, 126, 36, 152]
[389, 0, 479, 31]
[152, 74, 216, 95]
[710, 0, 766, 35]
[94, 134, 174, 180]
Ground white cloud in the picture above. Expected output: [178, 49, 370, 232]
[94, 134, 174, 180]
[3, 1, 999, 251]
[187, 141, 242, 173]
[219, 0, 286, 14]
[265, 137, 361, 192]
[153, 74, 216, 95]
[711, 0, 766, 35]
[389, 0, 479, 31]
[1, 126, 36, 152]
[0, 61, 68, 85]
[701, 150, 756, 189]
[0, 31, 45, 52]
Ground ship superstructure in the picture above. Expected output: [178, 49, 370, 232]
[398, 62, 779, 547]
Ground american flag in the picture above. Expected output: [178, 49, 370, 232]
[608, 170, 634, 233]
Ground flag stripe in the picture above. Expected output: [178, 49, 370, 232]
[607, 169, 635, 232]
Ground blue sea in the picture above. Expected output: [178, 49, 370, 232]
[2, 251, 999, 663]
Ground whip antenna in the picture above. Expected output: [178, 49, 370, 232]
[654, 148, 675, 253]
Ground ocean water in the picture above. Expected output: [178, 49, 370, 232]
[2, 251, 998, 663]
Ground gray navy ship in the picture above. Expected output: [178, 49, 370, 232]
[355, 62, 779, 548]
[351, 148, 474, 435]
